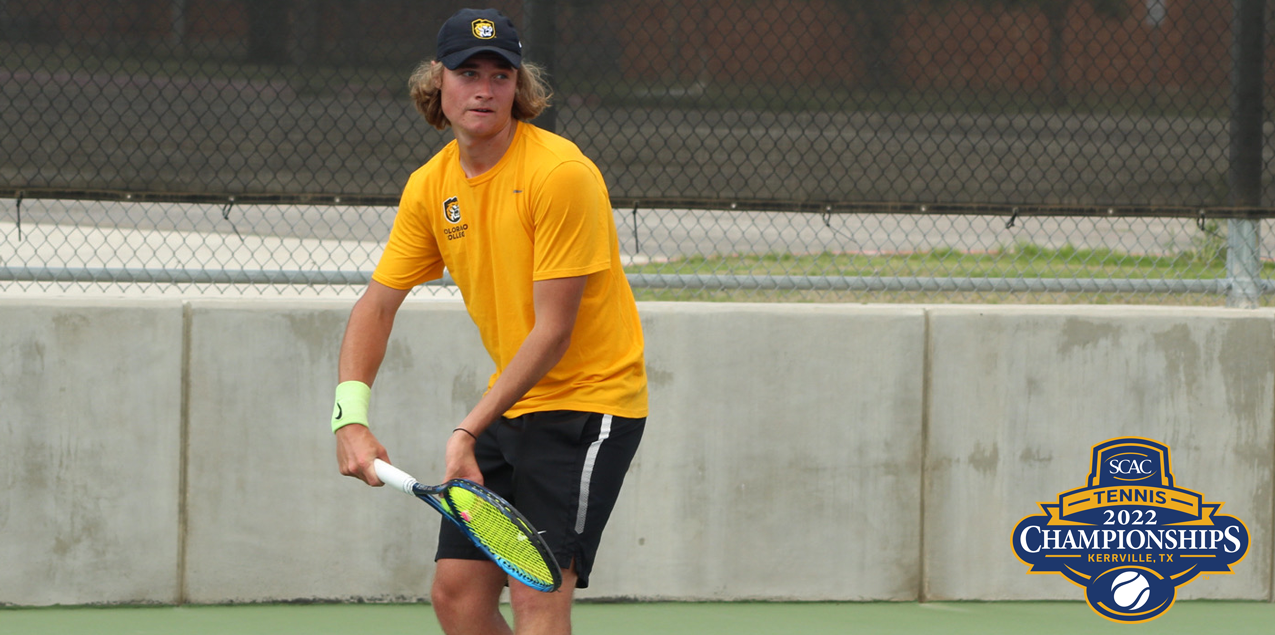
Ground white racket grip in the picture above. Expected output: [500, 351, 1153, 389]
[373, 459, 418, 495]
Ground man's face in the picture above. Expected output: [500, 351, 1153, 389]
[438, 55, 518, 140]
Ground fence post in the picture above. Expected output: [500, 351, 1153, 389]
[1227, 0, 1266, 308]
[522, 0, 558, 133]
[1228, 220, 1261, 306]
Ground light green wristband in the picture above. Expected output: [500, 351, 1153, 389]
[331, 380, 371, 433]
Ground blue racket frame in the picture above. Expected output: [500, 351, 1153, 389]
[412, 479, 562, 592]
[374, 460, 562, 592]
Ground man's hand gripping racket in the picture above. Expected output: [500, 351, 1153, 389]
[373, 459, 563, 592]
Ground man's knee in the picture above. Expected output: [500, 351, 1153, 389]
[508, 566, 577, 619]
[432, 559, 505, 610]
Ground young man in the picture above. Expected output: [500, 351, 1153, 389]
[330, 8, 647, 635]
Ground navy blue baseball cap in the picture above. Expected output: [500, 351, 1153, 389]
[437, 8, 522, 69]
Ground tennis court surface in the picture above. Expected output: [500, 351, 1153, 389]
[4, 600, 1273, 634]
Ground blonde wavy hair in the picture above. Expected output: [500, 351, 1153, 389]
[408, 56, 552, 130]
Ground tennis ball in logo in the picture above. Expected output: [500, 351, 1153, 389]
[1111, 571, 1151, 611]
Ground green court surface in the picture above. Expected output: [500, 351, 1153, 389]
[2, 601, 1273, 634]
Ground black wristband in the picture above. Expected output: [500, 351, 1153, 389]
[453, 427, 478, 440]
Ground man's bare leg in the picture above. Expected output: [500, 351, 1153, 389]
[433, 559, 511, 635]
[508, 566, 578, 635]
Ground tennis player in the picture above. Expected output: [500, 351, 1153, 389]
[331, 8, 647, 634]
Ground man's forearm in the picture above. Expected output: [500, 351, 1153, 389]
[456, 323, 572, 434]
[338, 283, 406, 385]
[454, 275, 586, 435]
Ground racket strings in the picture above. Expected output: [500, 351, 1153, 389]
[428, 492, 455, 518]
[447, 487, 557, 588]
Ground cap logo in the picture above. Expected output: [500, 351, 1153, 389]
[472, 19, 496, 40]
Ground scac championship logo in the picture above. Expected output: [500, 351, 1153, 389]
[1012, 437, 1249, 623]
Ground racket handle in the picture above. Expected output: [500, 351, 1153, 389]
[373, 459, 418, 495]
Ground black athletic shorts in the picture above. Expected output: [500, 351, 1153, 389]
[435, 410, 645, 589]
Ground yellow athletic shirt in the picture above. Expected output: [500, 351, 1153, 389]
[373, 122, 648, 419]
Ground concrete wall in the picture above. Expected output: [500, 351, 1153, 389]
[0, 299, 1270, 605]
[923, 306, 1274, 602]
[0, 300, 184, 605]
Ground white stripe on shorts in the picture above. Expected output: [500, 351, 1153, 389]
[574, 414, 614, 534]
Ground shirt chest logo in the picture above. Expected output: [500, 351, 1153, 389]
[443, 196, 462, 223]
[442, 196, 468, 241]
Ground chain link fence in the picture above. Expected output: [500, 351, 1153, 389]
[4, 192, 1272, 304]
[3, 0, 1275, 303]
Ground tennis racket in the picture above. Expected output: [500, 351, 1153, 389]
[373, 458, 562, 592]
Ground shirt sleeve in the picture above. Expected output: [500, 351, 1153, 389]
[372, 180, 445, 289]
[530, 160, 612, 281]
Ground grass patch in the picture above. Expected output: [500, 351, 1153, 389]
[628, 244, 1245, 279]
[625, 242, 1271, 305]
